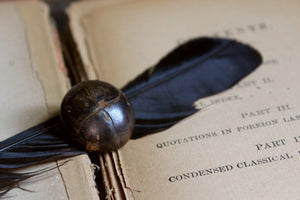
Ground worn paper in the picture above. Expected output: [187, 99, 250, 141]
[68, 0, 300, 199]
[0, 1, 98, 199]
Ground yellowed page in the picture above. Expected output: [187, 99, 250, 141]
[68, 0, 300, 199]
[0, 1, 98, 199]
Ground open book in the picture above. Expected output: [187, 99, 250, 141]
[2, 0, 300, 199]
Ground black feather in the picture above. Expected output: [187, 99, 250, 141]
[0, 117, 84, 197]
[0, 37, 262, 196]
[0, 116, 84, 170]
[123, 37, 262, 137]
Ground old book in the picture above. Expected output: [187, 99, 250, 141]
[0, 1, 98, 199]
[67, 0, 300, 199]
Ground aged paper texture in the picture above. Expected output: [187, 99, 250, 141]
[68, 0, 300, 199]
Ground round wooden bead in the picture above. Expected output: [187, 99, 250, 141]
[60, 80, 135, 152]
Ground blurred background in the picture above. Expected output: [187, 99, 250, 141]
[43, 0, 79, 32]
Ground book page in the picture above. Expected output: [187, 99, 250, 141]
[68, 0, 300, 199]
[0, 1, 98, 199]
[0, 3, 49, 142]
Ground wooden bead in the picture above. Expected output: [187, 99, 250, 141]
[60, 80, 135, 152]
